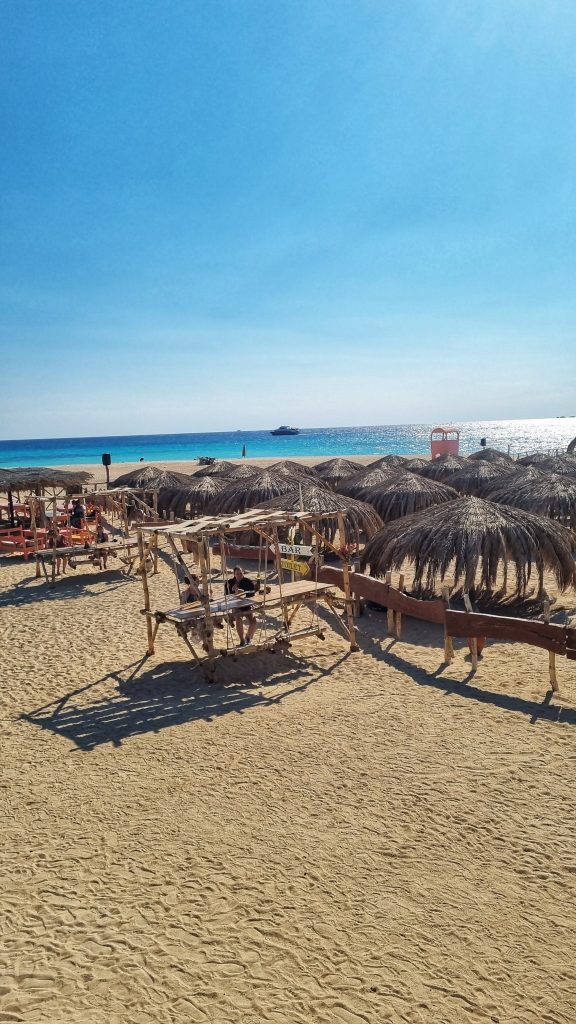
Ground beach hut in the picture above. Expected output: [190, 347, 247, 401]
[479, 471, 576, 529]
[194, 460, 236, 478]
[208, 470, 305, 515]
[0, 466, 92, 528]
[258, 483, 383, 546]
[360, 496, 576, 599]
[336, 464, 400, 499]
[314, 458, 364, 485]
[448, 460, 519, 496]
[359, 472, 458, 522]
[419, 453, 467, 482]
[467, 447, 515, 464]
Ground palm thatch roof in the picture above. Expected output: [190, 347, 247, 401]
[0, 466, 93, 492]
[478, 471, 576, 529]
[257, 483, 383, 542]
[159, 476, 229, 518]
[360, 496, 576, 598]
[314, 458, 364, 483]
[268, 460, 320, 479]
[517, 452, 552, 467]
[360, 472, 458, 522]
[207, 471, 305, 515]
[222, 463, 264, 480]
[467, 447, 514, 463]
[514, 454, 576, 478]
[111, 466, 192, 489]
[448, 460, 519, 496]
[403, 457, 431, 474]
[368, 455, 408, 469]
[336, 464, 400, 498]
[419, 453, 467, 481]
[194, 460, 236, 477]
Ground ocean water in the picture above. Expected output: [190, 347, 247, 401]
[0, 419, 575, 468]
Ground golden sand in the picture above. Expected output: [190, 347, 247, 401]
[1, 511, 576, 1022]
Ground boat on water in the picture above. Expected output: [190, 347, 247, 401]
[270, 425, 300, 436]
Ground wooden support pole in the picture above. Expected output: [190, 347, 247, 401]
[138, 529, 155, 655]
[442, 586, 454, 662]
[30, 497, 41, 578]
[463, 593, 478, 671]
[121, 493, 129, 538]
[385, 572, 394, 634]
[336, 513, 359, 652]
[395, 573, 405, 638]
[543, 598, 558, 693]
[197, 534, 216, 680]
[271, 525, 289, 633]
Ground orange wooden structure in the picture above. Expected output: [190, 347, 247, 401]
[430, 425, 460, 459]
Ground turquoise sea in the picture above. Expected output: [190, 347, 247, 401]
[0, 419, 575, 468]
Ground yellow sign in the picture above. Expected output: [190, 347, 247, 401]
[280, 558, 309, 576]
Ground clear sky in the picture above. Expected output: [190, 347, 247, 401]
[1, 0, 575, 438]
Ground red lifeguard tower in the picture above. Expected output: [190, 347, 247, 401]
[430, 425, 460, 459]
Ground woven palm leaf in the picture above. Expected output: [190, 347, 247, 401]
[221, 464, 264, 480]
[360, 472, 458, 522]
[360, 496, 576, 597]
[368, 455, 408, 469]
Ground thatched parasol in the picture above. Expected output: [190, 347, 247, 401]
[467, 447, 514, 463]
[360, 472, 458, 522]
[368, 455, 408, 469]
[448, 460, 519, 496]
[337, 463, 400, 498]
[268, 460, 320, 479]
[194, 460, 236, 478]
[160, 476, 228, 518]
[360, 497, 576, 598]
[221, 464, 263, 480]
[419, 453, 467, 481]
[517, 452, 552, 467]
[207, 471, 305, 515]
[513, 454, 576, 478]
[403, 457, 431, 474]
[314, 458, 364, 484]
[111, 466, 192, 489]
[257, 483, 383, 543]
[479, 471, 576, 529]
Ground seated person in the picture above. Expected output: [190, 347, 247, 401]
[70, 499, 87, 528]
[180, 574, 201, 605]
[225, 566, 257, 647]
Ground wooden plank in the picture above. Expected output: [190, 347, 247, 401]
[445, 610, 567, 654]
[316, 567, 448, 625]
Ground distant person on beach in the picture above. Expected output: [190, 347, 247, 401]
[225, 566, 257, 646]
[180, 574, 201, 605]
[70, 499, 86, 529]
[94, 523, 110, 568]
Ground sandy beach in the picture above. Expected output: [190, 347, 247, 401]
[2, 517, 576, 1023]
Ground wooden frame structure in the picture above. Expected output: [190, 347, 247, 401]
[138, 508, 360, 679]
[25, 489, 160, 585]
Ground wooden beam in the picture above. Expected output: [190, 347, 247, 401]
[138, 529, 155, 655]
[543, 599, 559, 693]
[463, 594, 478, 671]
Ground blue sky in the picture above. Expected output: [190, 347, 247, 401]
[1, 0, 575, 437]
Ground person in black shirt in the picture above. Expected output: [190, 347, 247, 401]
[225, 566, 257, 647]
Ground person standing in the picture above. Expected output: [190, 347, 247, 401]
[225, 566, 257, 646]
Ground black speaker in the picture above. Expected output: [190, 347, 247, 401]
[102, 453, 112, 466]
